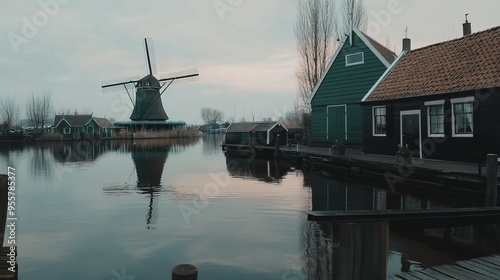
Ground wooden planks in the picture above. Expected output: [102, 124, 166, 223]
[389, 255, 500, 280]
[307, 208, 500, 229]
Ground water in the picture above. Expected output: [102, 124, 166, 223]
[0, 135, 496, 279]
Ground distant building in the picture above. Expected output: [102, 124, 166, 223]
[53, 114, 118, 139]
[225, 122, 288, 146]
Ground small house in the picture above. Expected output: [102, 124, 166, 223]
[361, 24, 500, 162]
[225, 122, 288, 146]
[53, 114, 118, 139]
[307, 26, 396, 146]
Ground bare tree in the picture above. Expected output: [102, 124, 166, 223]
[295, 0, 367, 107]
[200, 107, 224, 124]
[26, 92, 53, 132]
[339, 0, 367, 35]
[295, 0, 336, 108]
[0, 96, 20, 131]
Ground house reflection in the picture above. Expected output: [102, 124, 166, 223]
[225, 156, 292, 184]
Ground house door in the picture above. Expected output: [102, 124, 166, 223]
[400, 110, 421, 158]
[327, 105, 347, 143]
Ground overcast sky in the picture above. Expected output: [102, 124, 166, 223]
[2, 0, 499, 125]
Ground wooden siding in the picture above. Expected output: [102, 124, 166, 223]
[363, 88, 500, 162]
[311, 32, 388, 145]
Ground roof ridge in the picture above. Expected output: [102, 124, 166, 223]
[409, 25, 500, 54]
[360, 30, 396, 56]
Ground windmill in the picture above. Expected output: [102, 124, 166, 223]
[102, 38, 198, 123]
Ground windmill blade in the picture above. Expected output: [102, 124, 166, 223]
[158, 69, 199, 84]
[101, 76, 141, 92]
[144, 38, 157, 76]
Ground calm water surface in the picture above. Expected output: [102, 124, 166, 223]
[0, 135, 495, 279]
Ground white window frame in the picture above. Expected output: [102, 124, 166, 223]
[345, 52, 364, 66]
[424, 100, 445, 138]
[451, 96, 474, 138]
[63, 127, 71, 134]
[372, 106, 386, 137]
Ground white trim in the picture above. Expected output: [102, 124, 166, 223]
[345, 52, 364, 66]
[361, 51, 407, 102]
[63, 127, 71, 135]
[424, 100, 445, 106]
[55, 118, 72, 128]
[372, 106, 387, 137]
[400, 110, 422, 159]
[451, 97, 474, 138]
[266, 122, 288, 145]
[451, 96, 474, 104]
[307, 37, 348, 104]
[353, 27, 392, 68]
[326, 105, 347, 141]
[308, 26, 395, 104]
[426, 104, 445, 138]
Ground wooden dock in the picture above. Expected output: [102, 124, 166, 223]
[388, 254, 500, 280]
[307, 207, 500, 229]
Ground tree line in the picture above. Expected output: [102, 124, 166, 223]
[0, 92, 95, 133]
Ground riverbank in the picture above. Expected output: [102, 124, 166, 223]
[222, 143, 499, 203]
[0, 127, 203, 142]
[294, 145, 499, 202]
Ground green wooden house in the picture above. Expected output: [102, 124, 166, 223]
[53, 114, 118, 139]
[307, 27, 396, 146]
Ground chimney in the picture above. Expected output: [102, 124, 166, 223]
[463, 14, 471, 36]
[402, 27, 411, 52]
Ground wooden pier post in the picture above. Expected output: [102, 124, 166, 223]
[275, 134, 280, 157]
[331, 221, 389, 280]
[485, 154, 498, 207]
[172, 264, 198, 280]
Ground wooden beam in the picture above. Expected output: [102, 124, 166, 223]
[307, 207, 500, 229]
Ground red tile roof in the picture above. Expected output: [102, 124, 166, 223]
[365, 26, 500, 102]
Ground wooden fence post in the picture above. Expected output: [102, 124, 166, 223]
[485, 154, 498, 207]
[172, 264, 198, 280]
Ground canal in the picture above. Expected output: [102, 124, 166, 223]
[0, 135, 497, 279]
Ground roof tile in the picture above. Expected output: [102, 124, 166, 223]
[365, 26, 500, 102]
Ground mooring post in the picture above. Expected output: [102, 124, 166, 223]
[485, 154, 498, 207]
[172, 264, 198, 280]
[331, 221, 389, 279]
[275, 134, 280, 157]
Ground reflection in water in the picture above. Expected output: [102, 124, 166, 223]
[202, 134, 224, 155]
[103, 138, 199, 229]
[299, 169, 500, 278]
[225, 156, 292, 184]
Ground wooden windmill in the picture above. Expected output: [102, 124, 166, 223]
[102, 38, 198, 121]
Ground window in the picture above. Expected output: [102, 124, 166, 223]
[63, 127, 71, 134]
[425, 100, 444, 137]
[451, 97, 474, 137]
[345, 52, 364, 66]
[373, 106, 386, 136]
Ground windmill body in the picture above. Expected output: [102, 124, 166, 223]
[131, 75, 168, 120]
[102, 38, 198, 129]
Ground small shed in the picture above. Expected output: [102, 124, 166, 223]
[225, 122, 288, 146]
